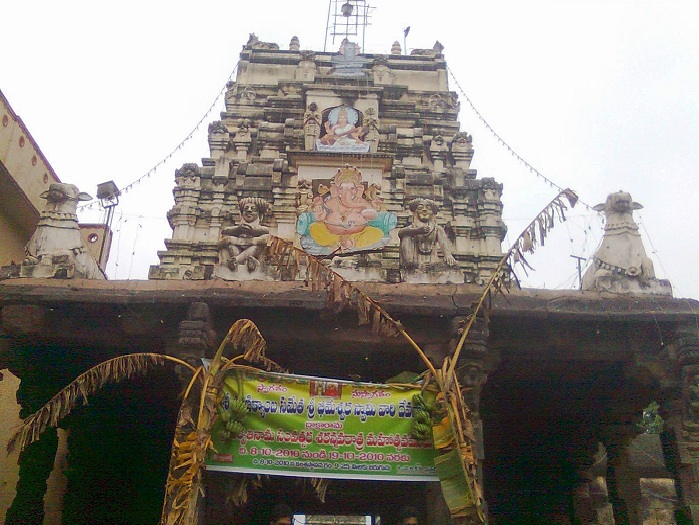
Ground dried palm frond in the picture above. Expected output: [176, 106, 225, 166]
[265, 236, 438, 378]
[219, 319, 285, 373]
[229, 319, 267, 361]
[224, 474, 266, 507]
[310, 477, 329, 502]
[446, 188, 578, 385]
[161, 319, 280, 525]
[7, 353, 198, 455]
[508, 188, 578, 276]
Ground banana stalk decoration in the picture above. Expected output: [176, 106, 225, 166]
[264, 188, 578, 524]
[8, 188, 577, 525]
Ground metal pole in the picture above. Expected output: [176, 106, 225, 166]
[324, 0, 333, 52]
[98, 206, 114, 271]
[570, 255, 586, 290]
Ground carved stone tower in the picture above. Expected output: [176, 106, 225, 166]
[149, 35, 507, 284]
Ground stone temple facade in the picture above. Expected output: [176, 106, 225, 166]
[4, 34, 699, 525]
[149, 36, 506, 284]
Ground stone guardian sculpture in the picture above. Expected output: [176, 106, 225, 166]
[399, 198, 456, 270]
[218, 198, 270, 274]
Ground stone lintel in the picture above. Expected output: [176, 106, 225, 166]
[1, 280, 697, 323]
[287, 151, 394, 173]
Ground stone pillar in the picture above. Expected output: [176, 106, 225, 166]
[0, 368, 22, 524]
[573, 442, 615, 525]
[667, 324, 699, 523]
[608, 433, 678, 525]
[439, 315, 499, 523]
[5, 428, 58, 525]
[42, 428, 69, 525]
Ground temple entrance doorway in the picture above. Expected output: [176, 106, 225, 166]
[204, 475, 432, 525]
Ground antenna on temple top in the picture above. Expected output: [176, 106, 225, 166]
[324, 0, 373, 52]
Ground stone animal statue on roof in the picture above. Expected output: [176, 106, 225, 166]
[582, 191, 671, 295]
[21, 183, 103, 279]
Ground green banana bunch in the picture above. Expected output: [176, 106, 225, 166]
[226, 420, 246, 437]
[411, 393, 435, 441]
[217, 394, 249, 442]
[229, 397, 249, 417]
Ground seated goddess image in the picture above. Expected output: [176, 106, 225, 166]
[296, 166, 396, 256]
[315, 106, 370, 153]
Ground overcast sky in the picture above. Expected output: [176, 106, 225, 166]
[3, 1, 698, 299]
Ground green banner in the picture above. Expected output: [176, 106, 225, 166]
[206, 370, 438, 481]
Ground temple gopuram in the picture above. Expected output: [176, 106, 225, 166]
[2, 32, 698, 525]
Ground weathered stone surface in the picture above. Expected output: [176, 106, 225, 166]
[150, 39, 506, 284]
[20, 183, 104, 280]
[216, 197, 270, 280]
[583, 191, 672, 295]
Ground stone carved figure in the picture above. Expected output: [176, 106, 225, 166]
[450, 132, 473, 166]
[428, 134, 449, 172]
[582, 191, 671, 295]
[239, 87, 256, 106]
[208, 120, 229, 158]
[295, 50, 317, 81]
[232, 118, 253, 160]
[208, 121, 228, 135]
[303, 103, 322, 151]
[295, 179, 314, 215]
[297, 165, 396, 255]
[218, 198, 270, 272]
[362, 107, 380, 153]
[399, 198, 456, 270]
[411, 41, 445, 57]
[21, 183, 103, 279]
[245, 33, 279, 51]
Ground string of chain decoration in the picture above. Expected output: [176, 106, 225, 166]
[79, 64, 239, 211]
[446, 66, 593, 211]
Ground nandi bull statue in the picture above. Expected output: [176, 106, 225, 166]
[21, 183, 104, 279]
[582, 191, 671, 295]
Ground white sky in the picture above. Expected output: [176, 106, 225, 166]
[2, 1, 698, 298]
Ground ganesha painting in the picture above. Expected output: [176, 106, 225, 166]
[296, 165, 397, 255]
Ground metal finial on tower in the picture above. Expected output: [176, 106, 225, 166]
[324, 0, 373, 52]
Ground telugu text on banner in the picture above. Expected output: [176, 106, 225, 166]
[206, 370, 438, 481]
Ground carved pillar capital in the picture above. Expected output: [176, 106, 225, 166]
[668, 323, 699, 370]
[573, 442, 616, 525]
[449, 316, 500, 412]
[167, 302, 216, 385]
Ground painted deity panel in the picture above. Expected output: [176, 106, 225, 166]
[315, 105, 370, 153]
[296, 165, 397, 255]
